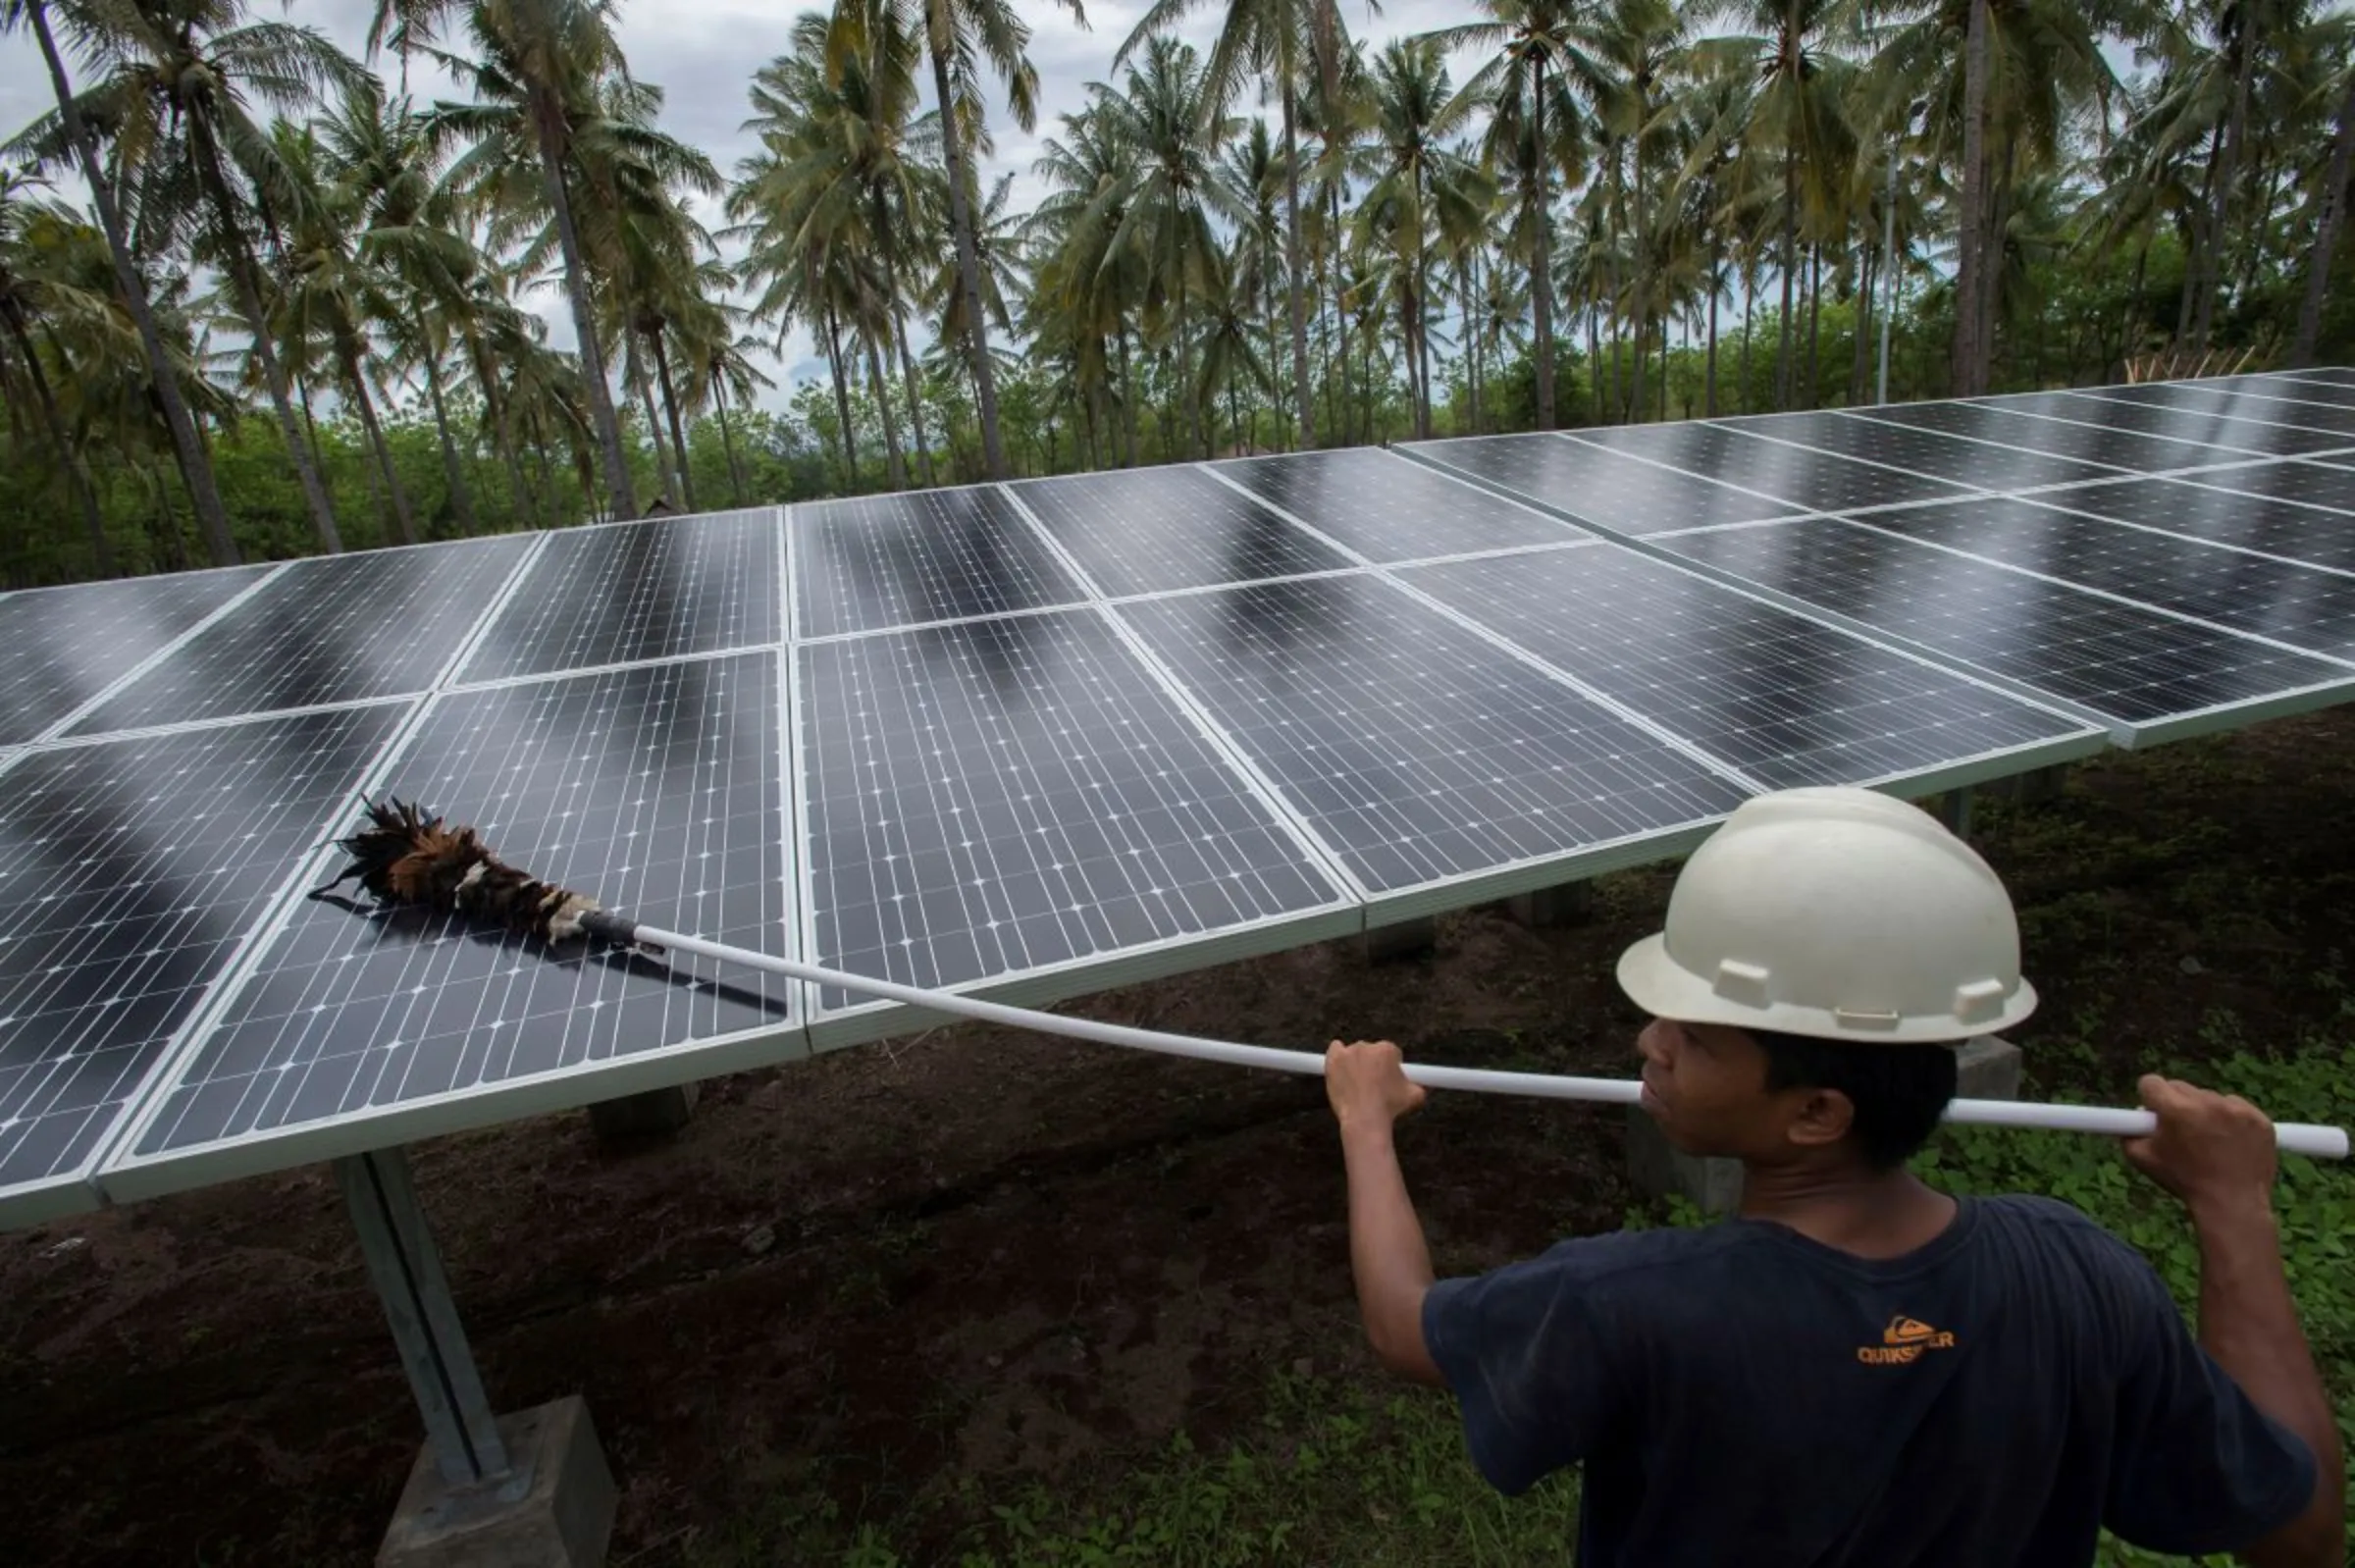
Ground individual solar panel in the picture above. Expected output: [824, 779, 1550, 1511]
[1209, 447, 1584, 558]
[459, 509, 780, 681]
[1009, 467, 1352, 597]
[1396, 548, 2097, 791]
[2074, 383, 2355, 439]
[1999, 479, 2355, 572]
[2167, 459, 2355, 513]
[1657, 518, 2355, 736]
[0, 703, 407, 1222]
[67, 536, 537, 737]
[1855, 402, 2248, 473]
[1570, 422, 1973, 510]
[1713, 411, 2120, 491]
[792, 487, 1086, 639]
[795, 609, 1351, 1036]
[1853, 499, 2355, 659]
[111, 653, 791, 1184]
[0, 565, 272, 745]
[1117, 574, 1753, 908]
[1986, 392, 2350, 456]
[1401, 435, 1803, 537]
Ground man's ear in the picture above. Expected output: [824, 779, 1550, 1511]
[1783, 1086, 1857, 1151]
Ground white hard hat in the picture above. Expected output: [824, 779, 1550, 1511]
[1616, 786, 2036, 1044]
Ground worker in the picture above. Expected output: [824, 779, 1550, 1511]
[1326, 785, 2343, 1567]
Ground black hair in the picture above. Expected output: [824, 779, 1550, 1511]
[1753, 1030, 1960, 1170]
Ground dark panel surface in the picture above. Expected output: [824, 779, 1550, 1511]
[798, 610, 1342, 1013]
[461, 509, 779, 680]
[1212, 447, 1583, 557]
[0, 704, 405, 1192]
[1719, 412, 2120, 491]
[1399, 548, 2090, 789]
[1986, 392, 2349, 456]
[1405, 435, 1801, 537]
[131, 653, 788, 1156]
[1119, 576, 1751, 894]
[793, 488, 1085, 639]
[1659, 518, 2352, 725]
[1856, 403, 2249, 473]
[1572, 422, 1972, 510]
[2077, 383, 2355, 438]
[2168, 460, 2355, 512]
[1010, 467, 1352, 597]
[1856, 499, 2355, 658]
[2026, 480, 2355, 571]
[70, 537, 536, 736]
[0, 566, 270, 745]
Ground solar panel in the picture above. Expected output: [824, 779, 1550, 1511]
[795, 608, 1354, 1044]
[0, 702, 408, 1225]
[1008, 466, 1353, 597]
[791, 487, 1087, 640]
[1852, 498, 2355, 659]
[2076, 382, 2355, 439]
[0, 565, 273, 745]
[1655, 517, 2355, 739]
[1401, 434, 1804, 536]
[2166, 459, 2355, 512]
[2013, 479, 2355, 572]
[1704, 411, 2122, 491]
[1569, 422, 1974, 510]
[458, 508, 781, 681]
[1209, 447, 1586, 558]
[2278, 368, 2355, 387]
[1987, 392, 2352, 456]
[106, 653, 792, 1194]
[65, 536, 538, 737]
[1853, 402, 2253, 473]
[2229, 375, 2355, 409]
[1394, 547, 2099, 791]
[1116, 573, 1753, 914]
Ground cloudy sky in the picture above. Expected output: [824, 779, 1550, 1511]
[0, 0, 1463, 412]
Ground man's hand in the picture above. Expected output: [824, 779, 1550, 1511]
[1327, 1038, 1428, 1133]
[2121, 1073, 2277, 1218]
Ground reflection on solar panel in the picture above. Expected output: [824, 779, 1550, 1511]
[1404, 434, 1803, 536]
[1396, 548, 2096, 790]
[2232, 376, 2355, 408]
[1209, 447, 1582, 558]
[1572, 422, 1973, 510]
[110, 653, 789, 1187]
[68, 537, 538, 736]
[1704, 412, 2120, 491]
[792, 487, 1086, 638]
[1010, 466, 1352, 596]
[2168, 459, 2355, 513]
[1989, 392, 2351, 456]
[1855, 402, 2246, 473]
[1981, 480, 2355, 574]
[796, 609, 1351, 1037]
[1118, 574, 1753, 909]
[2078, 383, 2355, 438]
[0, 703, 407, 1216]
[1657, 518, 2355, 736]
[0, 565, 272, 745]
[460, 509, 780, 680]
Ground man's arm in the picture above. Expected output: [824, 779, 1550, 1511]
[1327, 1039, 1445, 1386]
[2123, 1075, 2345, 1568]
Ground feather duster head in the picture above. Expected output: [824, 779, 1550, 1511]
[318, 796, 602, 942]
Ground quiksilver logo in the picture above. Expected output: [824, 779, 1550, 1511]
[1858, 1315, 1958, 1365]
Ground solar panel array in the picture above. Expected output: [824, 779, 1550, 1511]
[8, 368, 2354, 1225]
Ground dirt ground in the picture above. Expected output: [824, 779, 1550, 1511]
[5, 709, 2354, 1567]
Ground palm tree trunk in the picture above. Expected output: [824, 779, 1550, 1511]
[1954, 0, 1993, 396]
[1706, 231, 1721, 417]
[2292, 70, 2355, 367]
[713, 382, 749, 505]
[1740, 262, 1755, 411]
[821, 298, 861, 489]
[532, 98, 636, 517]
[632, 347, 679, 509]
[1806, 240, 1823, 409]
[1850, 244, 1875, 406]
[5, 306, 109, 574]
[26, 0, 236, 568]
[864, 329, 908, 489]
[925, 28, 1009, 480]
[339, 333, 417, 547]
[1281, 75, 1317, 449]
[650, 326, 699, 512]
[2193, 26, 2256, 352]
[868, 195, 937, 486]
[421, 350, 478, 536]
[1777, 144, 1799, 409]
[1530, 52, 1555, 431]
[1118, 327, 1139, 467]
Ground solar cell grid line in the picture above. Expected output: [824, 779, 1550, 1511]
[101, 652, 796, 1199]
[1205, 446, 1589, 559]
[1985, 391, 2354, 456]
[457, 507, 782, 682]
[1393, 547, 2103, 795]
[0, 701, 411, 1227]
[791, 484, 1089, 639]
[66, 534, 542, 738]
[1652, 516, 2355, 743]
[1844, 498, 2355, 662]
[1396, 433, 1805, 538]
[1701, 409, 2124, 493]
[792, 608, 1358, 1047]
[1115, 574, 1755, 917]
[0, 563, 280, 746]
[2166, 458, 2355, 513]
[1850, 401, 2257, 473]
[1007, 465, 1355, 598]
[2232, 376, 2355, 409]
[1565, 421, 1975, 511]
[2070, 383, 2355, 438]
[2276, 367, 2355, 387]
[2002, 478, 2355, 575]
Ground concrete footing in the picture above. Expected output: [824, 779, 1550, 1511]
[1507, 882, 1594, 928]
[587, 1081, 698, 1143]
[1363, 915, 1438, 965]
[378, 1395, 616, 1568]
[1627, 1035, 2025, 1216]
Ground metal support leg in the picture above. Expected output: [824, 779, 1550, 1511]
[1935, 786, 1975, 840]
[339, 1147, 514, 1488]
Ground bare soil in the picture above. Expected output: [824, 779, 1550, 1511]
[5, 711, 2353, 1567]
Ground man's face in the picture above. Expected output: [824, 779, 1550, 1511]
[1636, 1016, 1795, 1160]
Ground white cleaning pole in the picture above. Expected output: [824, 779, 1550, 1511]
[605, 918, 2352, 1162]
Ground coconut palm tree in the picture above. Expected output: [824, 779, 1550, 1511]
[0, 168, 112, 571]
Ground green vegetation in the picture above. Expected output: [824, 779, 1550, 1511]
[1, 0, 2352, 587]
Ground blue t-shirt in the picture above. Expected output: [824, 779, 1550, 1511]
[1420, 1193, 2317, 1566]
